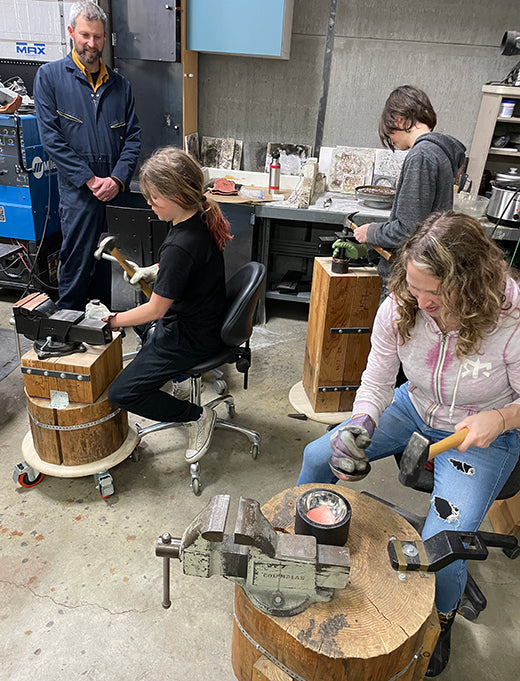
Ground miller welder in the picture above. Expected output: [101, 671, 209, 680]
[0, 111, 61, 291]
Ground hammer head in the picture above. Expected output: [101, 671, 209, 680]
[94, 234, 116, 260]
[398, 432, 431, 488]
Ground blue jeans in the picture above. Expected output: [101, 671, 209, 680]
[298, 384, 520, 614]
[108, 319, 220, 424]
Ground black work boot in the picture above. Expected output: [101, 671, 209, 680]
[426, 611, 456, 677]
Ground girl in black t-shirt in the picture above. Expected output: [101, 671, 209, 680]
[106, 147, 232, 464]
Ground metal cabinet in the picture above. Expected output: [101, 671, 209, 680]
[110, 0, 197, 164]
[111, 1, 180, 62]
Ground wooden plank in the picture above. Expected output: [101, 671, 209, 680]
[21, 334, 122, 404]
[180, 0, 198, 137]
[488, 492, 520, 536]
[302, 258, 330, 407]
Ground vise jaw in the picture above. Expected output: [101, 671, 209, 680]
[156, 494, 350, 617]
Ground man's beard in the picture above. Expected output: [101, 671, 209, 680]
[76, 46, 101, 66]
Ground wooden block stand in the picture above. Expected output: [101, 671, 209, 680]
[488, 492, 520, 536]
[21, 334, 123, 404]
[232, 485, 439, 681]
[19, 334, 131, 475]
[303, 259, 381, 413]
[26, 387, 128, 466]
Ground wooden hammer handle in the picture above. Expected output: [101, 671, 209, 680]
[428, 427, 469, 459]
[110, 246, 153, 299]
[372, 245, 395, 262]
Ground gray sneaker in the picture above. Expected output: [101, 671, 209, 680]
[171, 378, 192, 401]
[170, 378, 205, 401]
[185, 406, 217, 462]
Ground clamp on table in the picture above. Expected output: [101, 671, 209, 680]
[156, 494, 351, 616]
[388, 530, 519, 572]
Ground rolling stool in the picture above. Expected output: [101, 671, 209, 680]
[135, 262, 265, 495]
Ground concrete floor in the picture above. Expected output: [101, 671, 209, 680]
[1, 292, 519, 681]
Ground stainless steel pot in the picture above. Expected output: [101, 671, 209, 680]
[495, 167, 520, 188]
[486, 185, 520, 224]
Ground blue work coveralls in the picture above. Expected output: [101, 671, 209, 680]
[34, 53, 141, 310]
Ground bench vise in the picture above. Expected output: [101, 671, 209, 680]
[13, 292, 112, 358]
[156, 494, 351, 617]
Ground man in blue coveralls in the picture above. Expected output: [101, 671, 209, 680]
[34, 0, 141, 310]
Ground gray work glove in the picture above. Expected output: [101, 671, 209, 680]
[123, 263, 159, 289]
[329, 414, 375, 473]
[85, 300, 111, 320]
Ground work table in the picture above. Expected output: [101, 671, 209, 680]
[255, 193, 390, 223]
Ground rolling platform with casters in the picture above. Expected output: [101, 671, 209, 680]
[11, 292, 139, 498]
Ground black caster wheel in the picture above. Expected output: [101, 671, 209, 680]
[18, 472, 44, 488]
[129, 446, 141, 462]
[503, 545, 520, 559]
[250, 443, 259, 460]
[226, 403, 236, 418]
[457, 595, 481, 621]
[191, 477, 201, 496]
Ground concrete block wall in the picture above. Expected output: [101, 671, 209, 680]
[197, 0, 519, 171]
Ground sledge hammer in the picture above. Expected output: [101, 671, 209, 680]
[398, 427, 470, 488]
[94, 234, 152, 299]
[344, 211, 395, 262]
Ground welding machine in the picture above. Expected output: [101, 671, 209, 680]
[0, 111, 61, 289]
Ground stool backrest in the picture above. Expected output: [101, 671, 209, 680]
[221, 262, 265, 347]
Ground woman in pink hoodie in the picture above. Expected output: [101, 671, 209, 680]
[298, 212, 520, 676]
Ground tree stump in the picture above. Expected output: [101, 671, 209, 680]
[232, 484, 439, 681]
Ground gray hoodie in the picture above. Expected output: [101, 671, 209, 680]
[366, 132, 466, 284]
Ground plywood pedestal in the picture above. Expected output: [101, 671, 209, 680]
[232, 485, 439, 681]
[22, 428, 139, 478]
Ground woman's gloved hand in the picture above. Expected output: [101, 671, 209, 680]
[329, 414, 375, 473]
[124, 263, 159, 289]
[84, 300, 111, 320]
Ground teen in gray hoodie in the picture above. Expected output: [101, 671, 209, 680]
[354, 86, 466, 286]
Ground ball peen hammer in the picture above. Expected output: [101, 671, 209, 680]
[344, 211, 395, 263]
[94, 234, 152, 299]
[398, 427, 470, 488]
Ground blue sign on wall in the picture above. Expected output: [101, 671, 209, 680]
[187, 0, 294, 59]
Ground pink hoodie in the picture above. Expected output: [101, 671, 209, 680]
[353, 277, 520, 431]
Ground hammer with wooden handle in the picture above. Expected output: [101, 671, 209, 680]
[94, 234, 153, 299]
[345, 211, 395, 262]
[398, 427, 470, 488]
